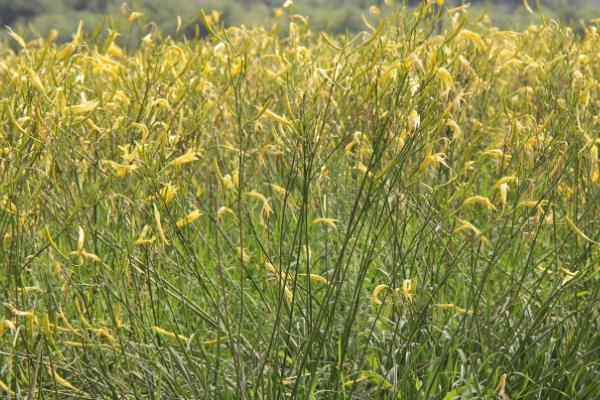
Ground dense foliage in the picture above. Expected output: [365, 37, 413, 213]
[1, 1, 599, 398]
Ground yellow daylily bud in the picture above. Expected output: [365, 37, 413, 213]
[128, 12, 144, 22]
[312, 217, 338, 228]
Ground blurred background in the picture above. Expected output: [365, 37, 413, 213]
[1, 0, 600, 42]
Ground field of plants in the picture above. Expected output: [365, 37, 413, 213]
[1, 1, 599, 398]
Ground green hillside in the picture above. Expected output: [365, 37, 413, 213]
[2, 0, 600, 42]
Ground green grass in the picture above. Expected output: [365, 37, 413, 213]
[0, 2, 599, 398]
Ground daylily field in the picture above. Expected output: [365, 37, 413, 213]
[1, 1, 599, 398]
